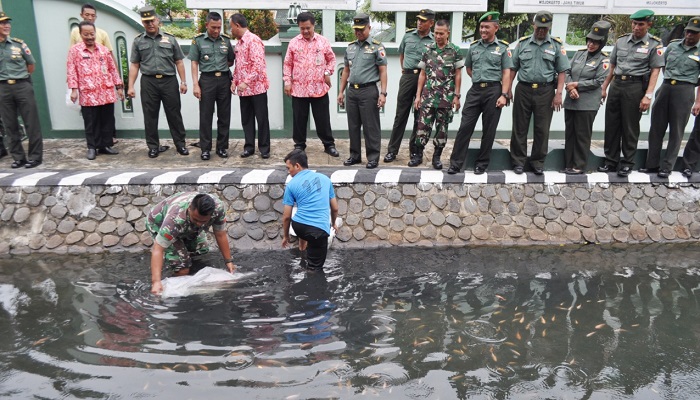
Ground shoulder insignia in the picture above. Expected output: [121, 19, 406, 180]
[618, 33, 631, 38]
[11, 37, 24, 44]
[519, 35, 531, 41]
[669, 38, 682, 43]
[470, 39, 478, 45]
[135, 32, 144, 38]
[602, 51, 609, 56]
[499, 39, 509, 45]
[651, 35, 662, 42]
[372, 39, 381, 45]
[406, 28, 416, 33]
[195, 33, 205, 37]
[221, 33, 231, 39]
[552, 36, 562, 44]
[575, 48, 586, 52]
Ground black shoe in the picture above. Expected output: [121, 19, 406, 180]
[366, 160, 378, 169]
[513, 165, 524, 174]
[201, 151, 210, 161]
[343, 157, 361, 166]
[87, 148, 96, 160]
[657, 169, 670, 178]
[148, 148, 159, 158]
[98, 147, 119, 155]
[432, 159, 443, 170]
[25, 159, 41, 169]
[325, 146, 339, 157]
[0, 146, 7, 159]
[533, 167, 544, 175]
[216, 149, 228, 158]
[597, 164, 613, 173]
[617, 166, 631, 177]
[240, 150, 254, 158]
[158, 145, 170, 153]
[682, 168, 693, 178]
[407, 154, 423, 167]
[176, 146, 189, 156]
[261, 152, 270, 159]
[474, 166, 486, 175]
[565, 168, 584, 175]
[639, 167, 659, 173]
[11, 159, 27, 168]
[383, 152, 396, 162]
[447, 166, 460, 175]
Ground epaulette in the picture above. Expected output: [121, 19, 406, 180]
[670, 38, 682, 43]
[221, 33, 231, 39]
[519, 35, 531, 41]
[135, 32, 144, 38]
[406, 28, 416, 33]
[552, 36, 562, 44]
[651, 35, 662, 42]
[618, 33, 631, 38]
[470, 39, 478, 45]
[162, 31, 175, 37]
[11, 37, 24, 44]
[499, 39, 509, 45]
[195, 32, 205, 37]
[372, 39, 381, 45]
[602, 51, 609, 56]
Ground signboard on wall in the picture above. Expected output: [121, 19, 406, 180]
[371, 0, 487, 12]
[186, 0, 356, 10]
[506, 0, 700, 15]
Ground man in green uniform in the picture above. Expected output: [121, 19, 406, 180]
[448, 11, 512, 175]
[383, 9, 434, 165]
[599, 9, 664, 177]
[337, 13, 388, 169]
[0, 11, 43, 168]
[189, 11, 234, 161]
[127, 6, 189, 159]
[509, 10, 570, 175]
[147, 192, 236, 294]
[642, 17, 700, 178]
[413, 19, 463, 170]
[0, 117, 6, 159]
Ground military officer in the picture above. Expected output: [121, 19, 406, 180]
[509, 10, 570, 175]
[562, 21, 611, 174]
[383, 9, 434, 165]
[642, 17, 700, 178]
[337, 13, 388, 169]
[189, 11, 234, 161]
[127, 6, 190, 159]
[0, 11, 43, 168]
[0, 117, 6, 159]
[447, 11, 512, 175]
[599, 9, 664, 177]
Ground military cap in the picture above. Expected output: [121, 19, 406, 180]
[630, 9, 654, 21]
[533, 10, 553, 28]
[479, 11, 499, 23]
[417, 9, 435, 21]
[352, 13, 370, 29]
[0, 11, 11, 22]
[586, 20, 611, 42]
[139, 6, 156, 21]
[685, 17, 700, 32]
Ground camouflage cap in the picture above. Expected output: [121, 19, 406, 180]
[139, 6, 156, 21]
[686, 17, 700, 32]
[533, 10, 553, 28]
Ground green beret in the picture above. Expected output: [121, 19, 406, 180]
[479, 11, 500, 23]
[630, 9, 654, 21]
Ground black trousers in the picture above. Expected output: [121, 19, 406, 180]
[292, 94, 335, 150]
[449, 84, 502, 171]
[292, 220, 329, 269]
[564, 109, 597, 170]
[82, 103, 115, 150]
[240, 92, 270, 154]
[198, 73, 232, 152]
[140, 75, 187, 150]
[387, 72, 420, 155]
[682, 115, 700, 171]
[0, 79, 43, 162]
[346, 85, 381, 162]
[510, 82, 555, 169]
[603, 79, 644, 168]
[646, 83, 695, 171]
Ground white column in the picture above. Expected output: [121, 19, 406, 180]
[323, 9, 336, 41]
[451, 12, 464, 45]
[395, 12, 407, 44]
[552, 13, 569, 44]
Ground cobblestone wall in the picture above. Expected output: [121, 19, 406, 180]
[1, 182, 699, 255]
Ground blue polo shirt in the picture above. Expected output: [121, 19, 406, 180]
[283, 169, 335, 234]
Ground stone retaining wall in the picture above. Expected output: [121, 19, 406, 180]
[1, 182, 699, 255]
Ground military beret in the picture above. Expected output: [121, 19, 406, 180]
[479, 11, 499, 23]
[630, 9, 654, 22]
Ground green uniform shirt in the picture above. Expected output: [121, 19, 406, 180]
[344, 36, 388, 84]
[130, 30, 185, 76]
[511, 34, 570, 83]
[564, 50, 609, 111]
[398, 29, 434, 69]
[418, 42, 464, 108]
[662, 38, 700, 84]
[0, 37, 35, 80]
[188, 32, 234, 73]
[610, 33, 664, 76]
[465, 37, 512, 83]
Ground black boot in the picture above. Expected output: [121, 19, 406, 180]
[408, 152, 423, 167]
[432, 147, 444, 170]
[0, 138, 7, 159]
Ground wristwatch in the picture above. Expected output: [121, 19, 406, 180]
[644, 93, 652, 100]
[380, 92, 388, 97]
[501, 92, 510, 99]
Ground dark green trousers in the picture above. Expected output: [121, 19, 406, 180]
[386, 72, 419, 155]
[346, 85, 381, 163]
[645, 82, 695, 171]
[140, 75, 186, 150]
[564, 109, 597, 170]
[603, 79, 644, 169]
[198, 73, 232, 152]
[0, 80, 43, 162]
[510, 82, 555, 169]
[682, 115, 700, 171]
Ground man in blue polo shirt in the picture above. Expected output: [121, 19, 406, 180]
[282, 149, 339, 269]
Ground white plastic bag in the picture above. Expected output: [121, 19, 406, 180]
[289, 206, 343, 249]
[66, 88, 80, 111]
[160, 266, 254, 298]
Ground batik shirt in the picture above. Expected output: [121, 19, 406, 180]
[418, 42, 464, 108]
[283, 32, 335, 98]
[232, 29, 270, 96]
[67, 42, 122, 106]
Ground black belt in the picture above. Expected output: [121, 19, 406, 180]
[402, 69, 420, 75]
[143, 74, 174, 79]
[664, 79, 694, 86]
[614, 75, 643, 82]
[474, 81, 501, 88]
[519, 81, 555, 88]
[0, 78, 28, 85]
[201, 71, 228, 77]
[349, 82, 377, 89]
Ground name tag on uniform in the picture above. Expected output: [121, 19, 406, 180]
[544, 49, 555, 56]
[491, 50, 501, 55]
[636, 48, 649, 54]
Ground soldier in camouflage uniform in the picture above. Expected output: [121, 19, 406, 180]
[146, 192, 235, 294]
[413, 19, 464, 169]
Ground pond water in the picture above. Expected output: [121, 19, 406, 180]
[1, 243, 700, 399]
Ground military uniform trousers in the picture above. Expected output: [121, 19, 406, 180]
[240, 92, 271, 154]
[82, 103, 116, 150]
[682, 115, 700, 172]
[415, 106, 452, 150]
[346, 85, 381, 163]
[645, 82, 695, 171]
[564, 109, 598, 170]
[292, 93, 335, 150]
[146, 223, 209, 272]
[0, 79, 43, 162]
[387, 72, 420, 155]
[141, 75, 187, 150]
[198, 72, 232, 152]
[602, 79, 644, 169]
[449, 84, 502, 171]
[510, 82, 555, 169]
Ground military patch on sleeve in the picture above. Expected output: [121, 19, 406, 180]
[561, 47, 566, 55]
[602, 59, 609, 70]
[507, 49, 512, 57]
[379, 47, 386, 57]
[191, 39, 196, 45]
[657, 48, 664, 56]
[21, 43, 30, 55]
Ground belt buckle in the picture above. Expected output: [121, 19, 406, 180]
[671, 79, 677, 85]
[531, 83, 538, 89]
[480, 83, 488, 88]
[413, 69, 418, 74]
[621, 75, 628, 81]
[353, 84, 359, 89]
[155, 74, 163, 79]
[7, 79, 16, 85]
[215, 72, 222, 77]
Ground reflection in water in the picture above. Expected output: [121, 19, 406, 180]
[0, 243, 700, 398]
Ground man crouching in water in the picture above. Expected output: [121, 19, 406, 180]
[147, 192, 236, 294]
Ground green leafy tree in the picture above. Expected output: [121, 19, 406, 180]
[239, 10, 278, 40]
[146, 0, 188, 22]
